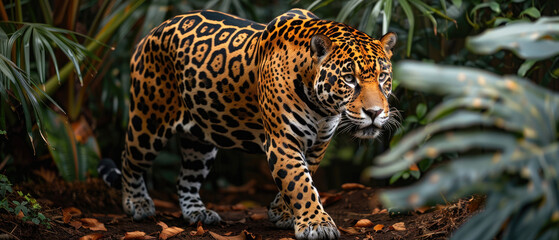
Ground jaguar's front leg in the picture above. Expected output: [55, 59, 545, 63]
[267, 140, 332, 231]
[266, 136, 340, 240]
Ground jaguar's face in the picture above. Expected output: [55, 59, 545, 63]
[311, 32, 397, 139]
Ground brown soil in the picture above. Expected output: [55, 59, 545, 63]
[0, 179, 481, 240]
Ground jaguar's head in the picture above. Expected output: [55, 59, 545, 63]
[311, 30, 397, 139]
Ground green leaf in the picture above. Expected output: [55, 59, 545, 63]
[398, 0, 414, 57]
[520, 7, 541, 18]
[418, 158, 434, 171]
[382, 0, 393, 35]
[306, 0, 323, 11]
[493, 17, 511, 27]
[416, 103, 427, 119]
[337, 0, 364, 23]
[40, 109, 100, 181]
[402, 172, 410, 179]
[467, 17, 559, 59]
[451, 0, 462, 8]
[518, 60, 537, 77]
[489, 2, 500, 13]
[14, 201, 28, 215]
[410, 169, 420, 179]
[308, 0, 335, 11]
[365, 1, 383, 35]
[389, 171, 404, 184]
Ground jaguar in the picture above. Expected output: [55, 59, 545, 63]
[118, 8, 396, 240]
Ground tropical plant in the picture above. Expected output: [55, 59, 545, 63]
[305, 0, 456, 56]
[0, 174, 49, 226]
[0, 0, 145, 181]
[368, 17, 559, 240]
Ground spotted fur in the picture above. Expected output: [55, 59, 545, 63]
[122, 8, 396, 240]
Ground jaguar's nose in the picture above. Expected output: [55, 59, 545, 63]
[363, 108, 383, 121]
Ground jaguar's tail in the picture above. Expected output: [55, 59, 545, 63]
[97, 158, 122, 189]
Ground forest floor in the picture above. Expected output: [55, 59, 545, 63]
[0, 178, 482, 240]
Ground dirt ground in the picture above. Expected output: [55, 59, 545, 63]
[0, 178, 481, 240]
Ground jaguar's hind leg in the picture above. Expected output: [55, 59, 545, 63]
[176, 134, 221, 224]
[121, 123, 171, 221]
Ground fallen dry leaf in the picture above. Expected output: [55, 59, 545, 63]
[157, 221, 185, 239]
[354, 219, 374, 228]
[80, 218, 107, 231]
[249, 213, 267, 221]
[209, 230, 262, 240]
[70, 220, 82, 229]
[373, 224, 384, 232]
[231, 203, 248, 211]
[121, 231, 155, 240]
[242, 230, 262, 240]
[337, 226, 360, 235]
[63, 207, 82, 223]
[389, 222, 406, 231]
[371, 208, 388, 215]
[363, 233, 374, 240]
[415, 206, 432, 214]
[320, 192, 342, 206]
[341, 183, 366, 190]
[158, 221, 169, 229]
[79, 233, 103, 240]
[190, 222, 206, 236]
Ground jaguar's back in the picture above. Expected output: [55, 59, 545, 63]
[129, 10, 266, 153]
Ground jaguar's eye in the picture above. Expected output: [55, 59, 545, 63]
[379, 72, 388, 81]
[343, 74, 356, 85]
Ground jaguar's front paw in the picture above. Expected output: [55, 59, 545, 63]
[183, 209, 221, 225]
[268, 203, 294, 229]
[123, 194, 156, 221]
[294, 216, 340, 240]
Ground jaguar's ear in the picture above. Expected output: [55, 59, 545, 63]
[380, 32, 397, 58]
[311, 34, 332, 63]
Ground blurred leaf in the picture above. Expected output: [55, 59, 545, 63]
[389, 171, 404, 184]
[307, 0, 335, 11]
[518, 59, 537, 77]
[337, 0, 364, 23]
[415, 103, 427, 119]
[520, 7, 541, 19]
[467, 17, 559, 59]
[41, 109, 100, 181]
[471, 2, 500, 15]
[418, 158, 434, 171]
[398, 0, 414, 57]
[409, 169, 420, 179]
[451, 0, 462, 8]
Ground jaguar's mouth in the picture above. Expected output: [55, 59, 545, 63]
[353, 124, 382, 139]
